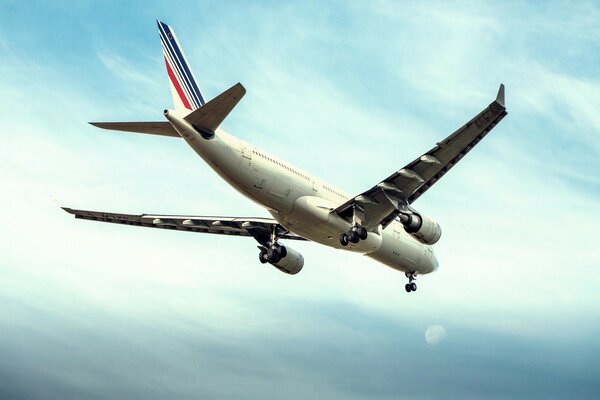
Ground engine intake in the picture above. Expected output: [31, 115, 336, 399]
[401, 213, 442, 245]
[270, 246, 304, 275]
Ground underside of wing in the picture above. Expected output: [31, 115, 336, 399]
[62, 207, 307, 245]
[401, 85, 506, 203]
[334, 84, 508, 229]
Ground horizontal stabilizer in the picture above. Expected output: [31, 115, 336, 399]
[90, 121, 180, 138]
[184, 83, 246, 134]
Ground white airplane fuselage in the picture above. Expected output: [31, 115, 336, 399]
[166, 110, 439, 276]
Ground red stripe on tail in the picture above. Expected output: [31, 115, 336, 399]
[164, 57, 191, 110]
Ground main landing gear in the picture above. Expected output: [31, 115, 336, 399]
[339, 225, 368, 246]
[258, 225, 287, 264]
[259, 244, 287, 264]
[405, 271, 417, 293]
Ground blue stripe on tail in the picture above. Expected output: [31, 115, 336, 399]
[157, 22, 202, 108]
[157, 21, 205, 108]
[158, 33, 198, 108]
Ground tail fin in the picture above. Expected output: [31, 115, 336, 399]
[157, 20, 205, 114]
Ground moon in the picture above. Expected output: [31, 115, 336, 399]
[425, 325, 447, 345]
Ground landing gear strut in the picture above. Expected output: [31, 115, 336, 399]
[339, 205, 368, 246]
[404, 271, 417, 293]
[259, 225, 288, 264]
[339, 225, 368, 246]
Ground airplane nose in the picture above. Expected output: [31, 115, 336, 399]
[424, 247, 439, 273]
[430, 249, 439, 272]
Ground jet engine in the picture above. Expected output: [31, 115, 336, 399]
[260, 245, 304, 275]
[400, 213, 442, 245]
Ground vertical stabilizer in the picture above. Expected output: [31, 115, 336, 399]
[157, 20, 206, 114]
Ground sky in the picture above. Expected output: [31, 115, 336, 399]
[0, 0, 599, 398]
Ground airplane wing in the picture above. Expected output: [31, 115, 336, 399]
[333, 84, 508, 230]
[62, 207, 307, 246]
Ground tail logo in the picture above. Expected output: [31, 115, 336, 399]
[158, 21, 205, 111]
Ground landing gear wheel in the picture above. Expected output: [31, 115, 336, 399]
[404, 271, 417, 293]
[340, 233, 349, 246]
[348, 231, 360, 243]
[357, 226, 368, 240]
[259, 250, 269, 264]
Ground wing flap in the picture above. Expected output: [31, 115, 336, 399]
[333, 84, 507, 228]
[406, 89, 507, 203]
[62, 207, 307, 243]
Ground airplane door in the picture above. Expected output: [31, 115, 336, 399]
[242, 146, 252, 160]
[268, 176, 291, 198]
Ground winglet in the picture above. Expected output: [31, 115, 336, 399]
[62, 207, 75, 215]
[495, 84, 505, 107]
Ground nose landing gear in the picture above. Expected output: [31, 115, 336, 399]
[405, 271, 417, 293]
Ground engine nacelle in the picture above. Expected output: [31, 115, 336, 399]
[402, 213, 442, 245]
[271, 246, 304, 275]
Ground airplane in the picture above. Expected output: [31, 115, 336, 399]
[62, 20, 507, 293]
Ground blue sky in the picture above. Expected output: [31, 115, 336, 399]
[1, 1, 599, 398]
